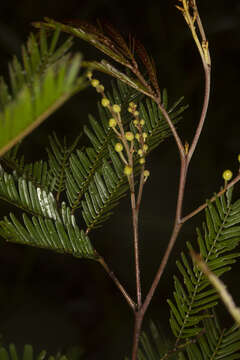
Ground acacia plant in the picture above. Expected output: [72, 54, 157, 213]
[1, 0, 240, 359]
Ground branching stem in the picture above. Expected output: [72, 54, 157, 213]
[131, 2, 211, 358]
[98, 255, 136, 311]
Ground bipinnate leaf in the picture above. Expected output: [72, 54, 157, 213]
[0, 29, 87, 158]
[168, 189, 240, 341]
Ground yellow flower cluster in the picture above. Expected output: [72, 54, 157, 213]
[89, 81, 150, 180]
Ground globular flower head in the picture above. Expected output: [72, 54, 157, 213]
[143, 169, 150, 178]
[109, 118, 117, 128]
[96, 84, 104, 93]
[91, 79, 100, 87]
[222, 169, 233, 181]
[139, 157, 145, 165]
[129, 101, 136, 108]
[143, 144, 148, 152]
[124, 165, 133, 176]
[125, 131, 134, 141]
[113, 104, 121, 113]
[87, 71, 93, 79]
[101, 97, 110, 107]
[135, 133, 140, 141]
[115, 143, 123, 152]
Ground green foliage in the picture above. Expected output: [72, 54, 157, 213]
[0, 344, 68, 360]
[137, 321, 178, 360]
[65, 80, 187, 231]
[178, 315, 240, 359]
[0, 209, 96, 260]
[138, 316, 240, 360]
[0, 28, 87, 158]
[32, 19, 161, 98]
[0, 165, 96, 259]
[1, 144, 52, 191]
[168, 189, 240, 341]
[0, 77, 186, 256]
[1, 9, 239, 360]
[46, 132, 81, 199]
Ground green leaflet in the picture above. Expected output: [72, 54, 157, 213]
[46, 132, 81, 199]
[0, 211, 96, 260]
[32, 19, 159, 98]
[2, 144, 52, 191]
[134, 316, 240, 360]
[136, 321, 178, 360]
[168, 189, 240, 341]
[0, 344, 70, 360]
[81, 150, 128, 230]
[178, 315, 240, 359]
[0, 29, 87, 158]
[0, 166, 96, 260]
[0, 165, 59, 219]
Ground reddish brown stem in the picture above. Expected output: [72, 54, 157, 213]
[182, 171, 240, 224]
[130, 3, 211, 357]
[98, 255, 136, 311]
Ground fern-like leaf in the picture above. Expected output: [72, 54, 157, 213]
[135, 316, 240, 360]
[0, 208, 96, 260]
[33, 18, 131, 67]
[1, 145, 52, 191]
[179, 315, 240, 359]
[137, 321, 177, 360]
[168, 189, 240, 341]
[0, 344, 69, 360]
[0, 165, 59, 219]
[0, 29, 87, 157]
[81, 146, 129, 231]
[47, 132, 81, 201]
[32, 19, 160, 98]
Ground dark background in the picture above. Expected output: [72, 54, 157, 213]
[0, 0, 240, 359]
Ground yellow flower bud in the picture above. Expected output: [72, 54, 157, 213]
[222, 169, 233, 181]
[143, 144, 148, 152]
[113, 104, 121, 113]
[142, 132, 148, 140]
[115, 143, 123, 152]
[143, 170, 150, 177]
[101, 97, 110, 107]
[109, 118, 117, 128]
[91, 79, 100, 87]
[139, 157, 145, 165]
[128, 107, 133, 113]
[129, 101, 136, 108]
[138, 149, 143, 156]
[87, 71, 93, 79]
[135, 133, 140, 141]
[133, 111, 139, 116]
[96, 85, 104, 93]
[124, 165, 133, 176]
[133, 119, 139, 126]
[140, 119, 145, 126]
[125, 131, 134, 141]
